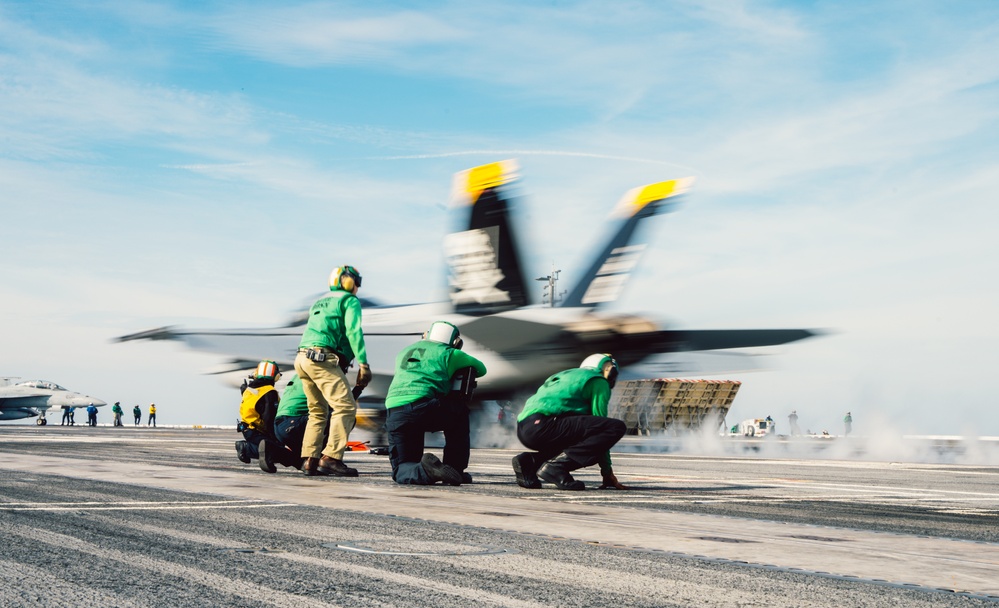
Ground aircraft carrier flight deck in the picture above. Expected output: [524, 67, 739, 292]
[1, 426, 997, 607]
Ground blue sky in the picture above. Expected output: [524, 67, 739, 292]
[2, 1, 997, 440]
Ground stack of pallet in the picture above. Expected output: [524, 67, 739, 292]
[609, 378, 741, 435]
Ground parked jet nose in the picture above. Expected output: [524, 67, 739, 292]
[63, 393, 106, 407]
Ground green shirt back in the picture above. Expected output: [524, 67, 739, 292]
[276, 377, 309, 418]
[298, 289, 367, 364]
[517, 368, 611, 421]
[385, 340, 487, 409]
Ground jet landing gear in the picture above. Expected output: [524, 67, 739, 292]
[36, 415, 47, 426]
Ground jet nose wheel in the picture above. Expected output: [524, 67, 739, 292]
[36, 417, 47, 426]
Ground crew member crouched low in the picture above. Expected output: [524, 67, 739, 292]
[235, 360, 301, 472]
[384, 321, 487, 486]
[512, 354, 628, 491]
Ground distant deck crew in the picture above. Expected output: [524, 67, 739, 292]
[788, 410, 800, 436]
[294, 265, 370, 477]
[111, 402, 123, 427]
[384, 321, 487, 486]
[147, 403, 156, 427]
[133, 405, 141, 425]
[512, 354, 628, 491]
[61, 406, 71, 426]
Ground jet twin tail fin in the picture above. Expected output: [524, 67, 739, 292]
[444, 160, 530, 316]
[561, 177, 695, 308]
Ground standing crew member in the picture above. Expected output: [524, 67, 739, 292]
[87, 403, 98, 426]
[384, 321, 487, 486]
[788, 410, 800, 436]
[236, 360, 300, 473]
[111, 402, 123, 427]
[61, 406, 71, 426]
[295, 265, 370, 477]
[512, 354, 628, 491]
[147, 403, 156, 427]
[133, 405, 141, 426]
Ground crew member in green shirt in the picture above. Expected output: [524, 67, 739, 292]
[384, 321, 487, 486]
[273, 375, 310, 458]
[295, 265, 371, 477]
[513, 353, 628, 491]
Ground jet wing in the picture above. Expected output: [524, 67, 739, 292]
[458, 315, 563, 353]
[115, 326, 302, 366]
[655, 329, 819, 351]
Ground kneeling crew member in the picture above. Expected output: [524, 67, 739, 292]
[236, 360, 300, 472]
[384, 321, 487, 486]
[272, 374, 311, 459]
[295, 265, 371, 477]
[513, 354, 628, 491]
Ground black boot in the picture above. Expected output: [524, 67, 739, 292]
[258, 440, 276, 473]
[537, 453, 585, 491]
[274, 444, 303, 469]
[235, 441, 251, 464]
[421, 453, 462, 485]
[512, 452, 542, 489]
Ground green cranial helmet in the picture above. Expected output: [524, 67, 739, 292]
[580, 353, 619, 388]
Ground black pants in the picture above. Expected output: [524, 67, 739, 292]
[517, 413, 626, 468]
[240, 428, 268, 459]
[386, 397, 469, 484]
[240, 426, 297, 463]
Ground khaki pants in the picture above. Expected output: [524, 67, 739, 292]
[295, 351, 357, 460]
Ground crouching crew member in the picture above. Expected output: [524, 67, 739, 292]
[235, 360, 300, 472]
[513, 354, 628, 491]
[384, 321, 487, 486]
[273, 375, 311, 459]
[295, 265, 371, 477]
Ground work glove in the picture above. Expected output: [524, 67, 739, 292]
[356, 363, 372, 388]
[598, 470, 629, 490]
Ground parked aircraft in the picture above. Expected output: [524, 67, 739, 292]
[116, 160, 815, 409]
[0, 378, 107, 425]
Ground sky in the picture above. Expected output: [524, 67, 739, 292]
[2, 1, 997, 441]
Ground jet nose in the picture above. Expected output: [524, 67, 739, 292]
[67, 394, 105, 407]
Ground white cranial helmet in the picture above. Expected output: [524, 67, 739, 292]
[425, 321, 461, 347]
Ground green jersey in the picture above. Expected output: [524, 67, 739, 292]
[517, 368, 610, 421]
[385, 340, 487, 409]
[276, 377, 309, 418]
[517, 367, 614, 472]
[298, 289, 367, 365]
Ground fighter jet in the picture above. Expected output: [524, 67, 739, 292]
[0, 378, 107, 425]
[115, 160, 816, 407]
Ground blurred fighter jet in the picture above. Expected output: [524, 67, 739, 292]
[116, 160, 816, 408]
[0, 378, 107, 425]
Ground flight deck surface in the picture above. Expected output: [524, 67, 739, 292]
[1, 426, 997, 607]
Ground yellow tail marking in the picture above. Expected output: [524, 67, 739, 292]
[466, 162, 506, 200]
